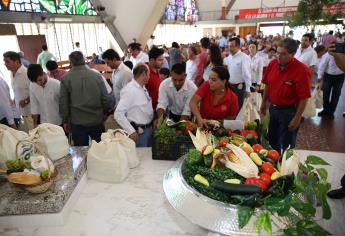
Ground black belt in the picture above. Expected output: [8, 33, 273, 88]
[229, 82, 244, 86]
[130, 121, 152, 130]
[271, 104, 296, 110]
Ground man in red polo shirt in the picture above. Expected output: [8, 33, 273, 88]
[260, 38, 311, 153]
[147, 47, 164, 110]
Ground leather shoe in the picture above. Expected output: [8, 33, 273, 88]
[327, 188, 345, 199]
[343, 112, 345, 117]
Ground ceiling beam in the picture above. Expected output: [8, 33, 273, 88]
[137, 0, 169, 47]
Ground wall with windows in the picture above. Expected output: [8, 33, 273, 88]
[14, 22, 122, 60]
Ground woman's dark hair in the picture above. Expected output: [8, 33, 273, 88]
[211, 66, 230, 85]
[171, 42, 179, 48]
[206, 44, 223, 68]
[189, 45, 198, 55]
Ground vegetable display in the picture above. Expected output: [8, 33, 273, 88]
[182, 128, 332, 235]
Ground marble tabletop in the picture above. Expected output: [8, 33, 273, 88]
[1, 148, 344, 236]
[0, 147, 87, 216]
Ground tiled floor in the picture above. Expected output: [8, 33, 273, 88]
[296, 85, 345, 153]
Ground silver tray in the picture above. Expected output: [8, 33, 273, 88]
[163, 156, 291, 236]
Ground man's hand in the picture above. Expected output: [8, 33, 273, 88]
[63, 123, 70, 133]
[255, 85, 260, 92]
[129, 132, 139, 141]
[245, 92, 251, 98]
[317, 78, 323, 83]
[260, 103, 267, 116]
[19, 99, 27, 108]
[153, 118, 159, 128]
[288, 116, 301, 131]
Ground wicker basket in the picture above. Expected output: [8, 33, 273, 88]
[7, 140, 57, 194]
[23, 170, 57, 193]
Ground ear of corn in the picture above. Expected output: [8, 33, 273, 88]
[224, 143, 259, 178]
[279, 148, 300, 176]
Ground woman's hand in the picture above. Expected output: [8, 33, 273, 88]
[197, 118, 208, 128]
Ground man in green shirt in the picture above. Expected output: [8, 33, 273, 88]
[37, 45, 56, 72]
[59, 51, 109, 146]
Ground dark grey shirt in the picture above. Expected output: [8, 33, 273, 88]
[59, 65, 109, 126]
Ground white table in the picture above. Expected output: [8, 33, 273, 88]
[1, 149, 344, 236]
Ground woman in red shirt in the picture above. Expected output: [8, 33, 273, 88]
[190, 66, 239, 127]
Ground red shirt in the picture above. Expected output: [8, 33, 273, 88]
[196, 81, 239, 120]
[194, 51, 208, 87]
[262, 58, 311, 106]
[48, 69, 67, 81]
[147, 68, 161, 110]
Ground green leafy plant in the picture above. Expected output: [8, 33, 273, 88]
[287, 0, 342, 29]
[182, 151, 333, 235]
[154, 117, 180, 145]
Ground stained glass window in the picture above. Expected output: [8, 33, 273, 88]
[0, 0, 96, 15]
[162, 0, 198, 23]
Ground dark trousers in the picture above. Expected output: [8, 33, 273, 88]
[0, 117, 20, 128]
[229, 82, 246, 109]
[268, 105, 299, 153]
[322, 73, 345, 115]
[341, 174, 345, 190]
[0, 117, 9, 126]
[70, 123, 105, 146]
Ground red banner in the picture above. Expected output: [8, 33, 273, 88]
[238, 3, 345, 20]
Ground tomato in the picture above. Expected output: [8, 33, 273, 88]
[240, 130, 258, 139]
[244, 177, 257, 185]
[252, 144, 263, 153]
[254, 179, 268, 192]
[259, 172, 272, 186]
[267, 150, 280, 162]
[262, 162, 275, 175]
[245, 177, 268, 192]
[218, 139, 228, 147]
[227, 129, 233, 137]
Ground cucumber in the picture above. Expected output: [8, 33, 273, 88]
[212, 181, 262, 195]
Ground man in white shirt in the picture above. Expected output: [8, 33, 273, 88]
[27, 64, 61, 128]
[295, 33, 317, 77]
[128, 43, 149, 68]
[248, 43, 264, 91]
[224, 37, 252, 108]
[101, 49, 132, 106]
[317, 51, 345, 119]
[146, 35, 155, 51]
[155, 63, 197, 124]
[115, 63, 153, 147]
[3, 51, 33, 131]
[186, 46, 198, 82]
[0, 75, 16, 128]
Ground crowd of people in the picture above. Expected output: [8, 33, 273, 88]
[1, 29, 345, 148]
[0, 27, 345, 198]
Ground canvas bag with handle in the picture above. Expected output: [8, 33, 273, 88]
[313, 84, 323, 109]
[28, 123, 69, 161]
[87, 137, 129, 183]
[0, 124, 33, 167]
[236, 98, 261, 122]
[101, 129, 139, 168]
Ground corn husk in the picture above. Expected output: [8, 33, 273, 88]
[224, 143, 259, 178]
[188, 129, 213, 152]
[279, 148, 300, 176]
